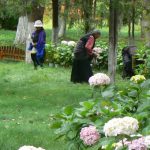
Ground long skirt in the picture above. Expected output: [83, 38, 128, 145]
[122, 61, 134, 78]
[71, 58, 93, 83]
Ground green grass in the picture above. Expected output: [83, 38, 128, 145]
[0, 29, 16, 46]
[0, 61, 94, 150]
[0, 61, 128, 150]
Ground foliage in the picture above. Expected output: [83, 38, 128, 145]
[0, 17, 18, 30]
[134, 47, 150, 77]
[45, 42, 74, 67]
[0, 0, 49, 30]
[51, 76, 150, 150]
[45, 40, 150, 75]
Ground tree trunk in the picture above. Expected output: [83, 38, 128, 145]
[140, 14, 145, 38]
[58, 1, 69, 38]
[143, 0, 150, 47]
[82, 0, 93, 33]
[129, 0, 135, 45]
[25, 21, 36, 63]
[14, 4, 44, 45]
[131, 0, 135, 40]
[52, 0, 59, 45]
[14, 15, 28, 45]
[93, 0, 97, 19]
[128, 21, 131, 38]
[108, 0, 118, 83]
[58, 17, 66, 38]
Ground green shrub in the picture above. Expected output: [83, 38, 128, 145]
[51, 76, 150, 150]
[45, 43, 74, 67]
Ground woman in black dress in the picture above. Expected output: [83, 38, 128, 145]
[71, 30, 101, 83]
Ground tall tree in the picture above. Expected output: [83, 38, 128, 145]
[58, 0, 69, 38]
[143, 0, 150, 48]
[52, 0, 59, 45]
[14, 0, 45, 45]
[128, 0, 135, 45]
[93, 0, 97, 19]
[108, 0, 118, 83]
[122, 0, 143, 45]
[82, 0, 93, 33]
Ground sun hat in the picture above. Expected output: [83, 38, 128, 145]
[34, 20, 43, 27]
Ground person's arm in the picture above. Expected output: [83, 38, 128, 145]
[85, 35, 94, 55]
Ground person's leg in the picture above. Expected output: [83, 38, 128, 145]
[125, 61, 134, 78]
[40, 50, 46, 67]
[74, 59, 93, 83]
[31, 53, 38, 69]
[71, 59, 80, 83]
[80, 59, 93, 82]
[39, 57, 44, 68]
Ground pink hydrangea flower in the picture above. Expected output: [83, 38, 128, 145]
[126, 137, 147, 150]
[88, 73, 110, 86]
[115, 136, 150, 150]
[80, 125, 100, 146]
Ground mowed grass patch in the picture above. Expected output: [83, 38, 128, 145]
[0, 61, 92, 150]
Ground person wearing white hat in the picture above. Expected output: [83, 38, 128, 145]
[34, 20, 43, 27]
[29, 20, 46, 69]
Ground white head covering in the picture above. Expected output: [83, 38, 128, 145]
[34, 20, 43, 27]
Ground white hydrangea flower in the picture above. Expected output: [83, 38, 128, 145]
[93, 47, 103, 54]
[144, 135, 150, 148]
[88, 73, 110, 86]
[18, 145, 45, 150]
[93, 47, 103, 58]
[67, 41, 76, 47]
[61, 40, 68, 45]
[103, 117, 139, 137]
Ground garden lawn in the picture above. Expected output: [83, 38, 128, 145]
[0, 61, 92, 150]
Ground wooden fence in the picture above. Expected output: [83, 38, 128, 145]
[0, 46, 25, 61]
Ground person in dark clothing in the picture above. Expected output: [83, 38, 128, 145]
[28, 20, 46, 69]
[122, 46, 136, 78]
[71, 30, 101, 83]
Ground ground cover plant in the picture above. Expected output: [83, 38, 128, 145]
[52, 73, 150, 150]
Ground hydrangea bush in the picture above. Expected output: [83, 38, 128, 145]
[51, 74, 150, 150]
[45, 41, 150, 76]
